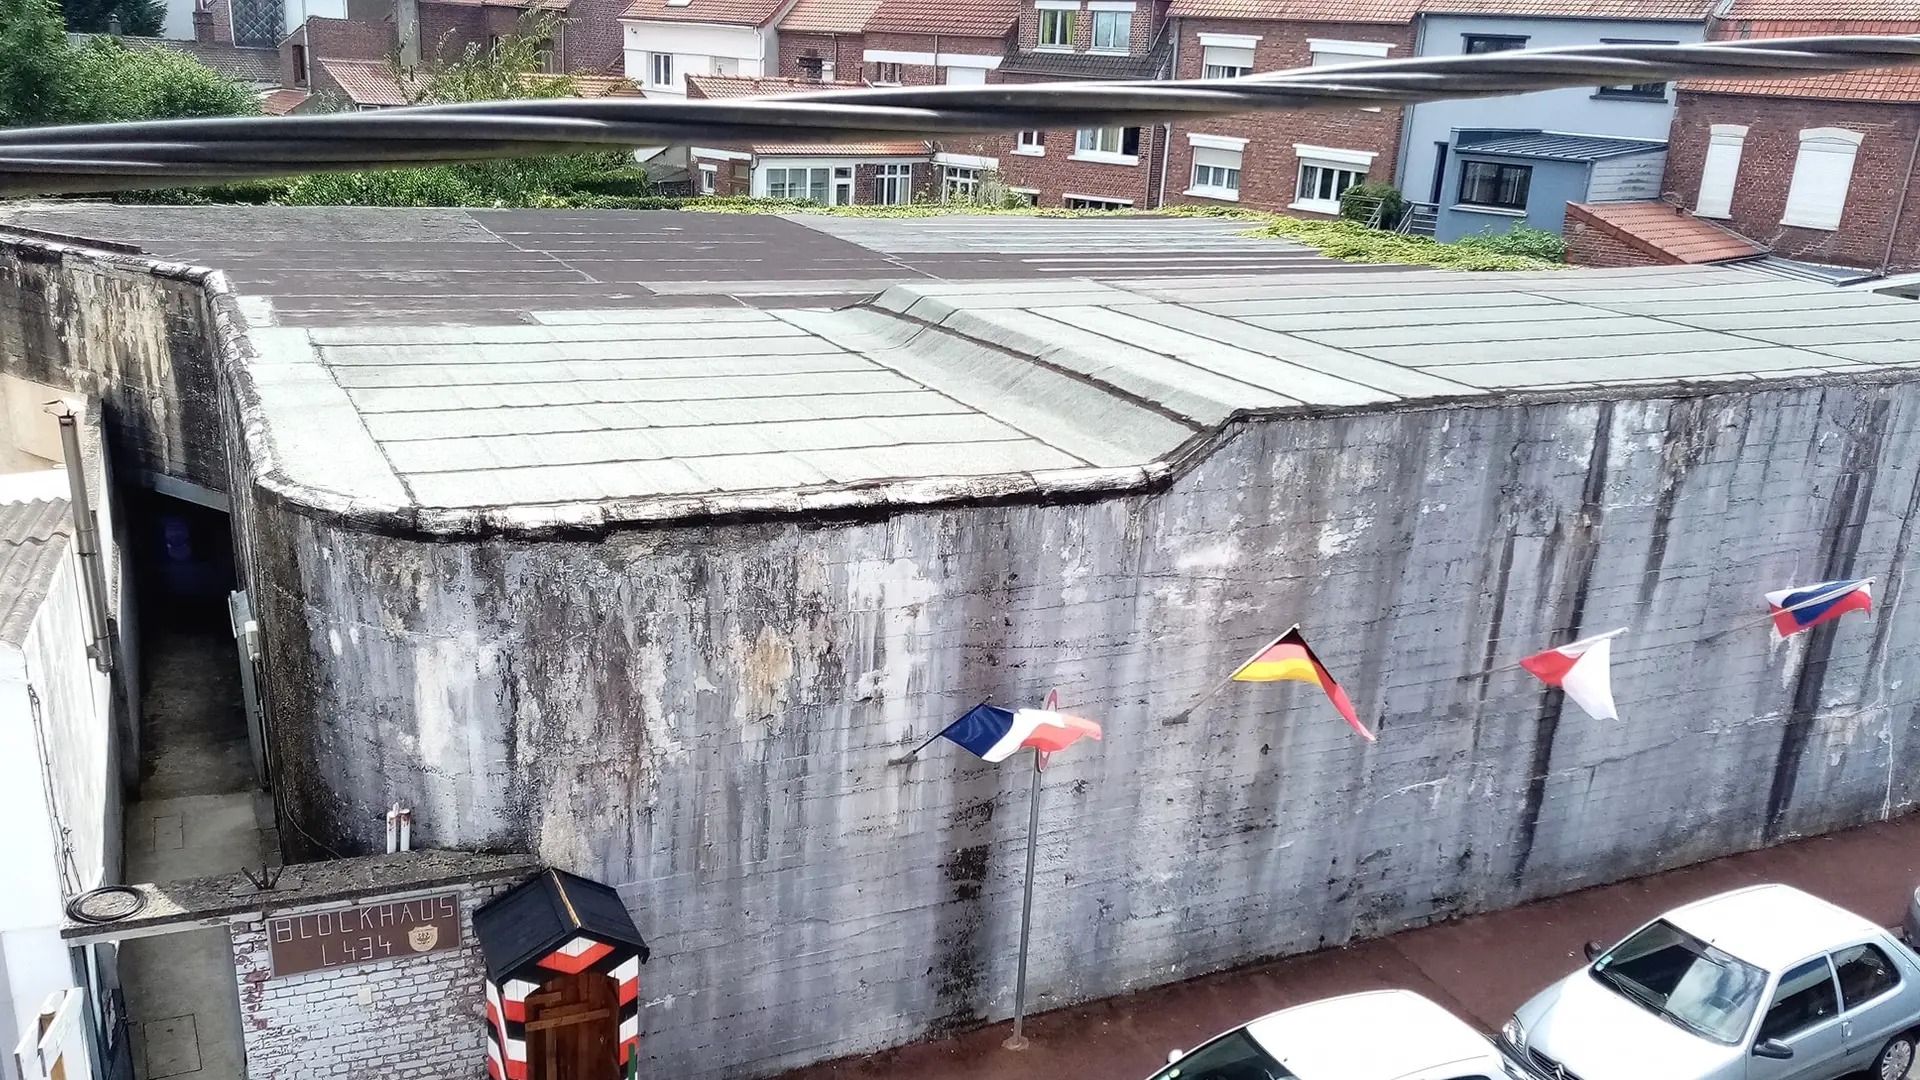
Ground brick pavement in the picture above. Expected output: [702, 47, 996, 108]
[776, 812, 1920, 1080]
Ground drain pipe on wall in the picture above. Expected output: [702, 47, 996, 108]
[53, 404, 113, 673]
[1880, 124, 1920, 278]
[1156, 20, 1177, 207]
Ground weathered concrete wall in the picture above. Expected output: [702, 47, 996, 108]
[248, 379, 1920, 1079]
[0, 237, 229, 492]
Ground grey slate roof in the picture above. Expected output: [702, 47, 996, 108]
[1455, 129, 1668, 161]
[66, 33, 283, 85]
[236, 266, 1920, 532]
[0, 499, 72, 648]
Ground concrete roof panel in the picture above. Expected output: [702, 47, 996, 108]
[1420, 347, 1863, 389]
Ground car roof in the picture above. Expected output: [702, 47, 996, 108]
[1244, 989, 1501, 1080]
[1662, 884, 1886, 972]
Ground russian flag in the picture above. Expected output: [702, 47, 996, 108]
[937, 704, 1102, 763]
[1766, 579, 1872, 637]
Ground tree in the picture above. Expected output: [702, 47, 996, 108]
[60, 0, 166, 39]
[0, 0, 255, 128]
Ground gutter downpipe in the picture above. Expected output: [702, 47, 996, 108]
[54, 406, 113, 674]
[1157, 18, 1176, 207]
[1394, 13, 1425, 192]
[1880, 122, 1920, 277]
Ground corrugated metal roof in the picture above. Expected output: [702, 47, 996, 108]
[0, 499, 71, 649]
[1737, 255, 1878, 286]
[1457, 129, 1667, 161]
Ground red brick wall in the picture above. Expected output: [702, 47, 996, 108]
[1015, 0, 1163, 52]
[304, 14, 397, 60]
[1563, 207, 1668, 268]
[212, 0, 234, 45]
[560, 0, 630, 73]
[779, 32, 867, 81]
[1664, 90, 1920, 272]
[417, 2, 523, 64]
[1163, 17, 1410, 215]
[960, 71, 1159, 206]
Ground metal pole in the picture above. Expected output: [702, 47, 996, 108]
[1004, 750, 1043, 1051]
[56, 408, 113, 672]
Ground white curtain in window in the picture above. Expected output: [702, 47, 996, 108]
[1695, 124, 1747, 219]
[1202, 45, 1253, 76]
[1782, 127, 1864, 231]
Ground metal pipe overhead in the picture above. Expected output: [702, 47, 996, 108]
[0, 35, 1916, 196]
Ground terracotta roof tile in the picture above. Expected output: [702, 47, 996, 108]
[1163, 0, 1416, 23]
[259, 88, 310, 114]
[864, 0, 1017, 38]
[1421, 0, 1712, 15]
[684, 73, 861, 97]
[780, 0, 884, 33]
[622, 0, 788, 26]
[317, 58, 412, 106]
[1682, 67, 1920, 101]
[1682, 20, 1920, 100]
[1716, 0, 1920, 19]
[748, 140, 930, 154]
[1568, 201, 1765, 264]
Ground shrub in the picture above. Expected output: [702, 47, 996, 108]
[1454, 223, 1567, 263]
[1252, 217, 1563, 272]
[1339, 181, 1407, 228]
[0, 0, 255, 128]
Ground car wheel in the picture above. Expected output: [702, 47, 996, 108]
[1874, 1032, 1917, 1080]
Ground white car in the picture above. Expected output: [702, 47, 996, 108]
[1500, 883, 1920, 1080]
[1146, 988, 1507, 1080]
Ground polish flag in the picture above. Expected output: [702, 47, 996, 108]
[1519, 630, 1623, 721]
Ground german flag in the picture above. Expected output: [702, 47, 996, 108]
[1230, 626, 1373, 741]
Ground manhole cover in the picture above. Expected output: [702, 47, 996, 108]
[68, 886, 148, 924]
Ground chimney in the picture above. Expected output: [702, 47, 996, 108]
[396, 0, 419, 66]
[105, 10, 122, 34]
[192, 3, 215, 42]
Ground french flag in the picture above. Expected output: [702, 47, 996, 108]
[1766, 579, 1872, 637]
[937, 704, 1102, 763]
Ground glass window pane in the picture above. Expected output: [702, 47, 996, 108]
[1759, 959, 1839, 1043]
[1834, 944, 1901, 1008]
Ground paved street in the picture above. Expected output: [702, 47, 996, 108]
[776, 813, 1920, 1080]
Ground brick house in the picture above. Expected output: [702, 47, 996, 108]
[621, 0, 795, 98]
[685, 75, 936, 202]
[1161, 1, 1414, 215]
[774, 0, 881, 80]
[1650, 4, 1920, 274]
[971, 0, 1173, 207]
[280, 15, 398, 103]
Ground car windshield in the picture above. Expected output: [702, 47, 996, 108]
[1591, 919, 1769, 1044]
[1147, 1029, 1295, 1080]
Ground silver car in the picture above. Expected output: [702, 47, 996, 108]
[1499, 884, 1920, 1080]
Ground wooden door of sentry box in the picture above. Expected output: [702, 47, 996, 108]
[524, 971, 618, 1080]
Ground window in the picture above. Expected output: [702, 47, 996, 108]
[1073, 126, 1140, 163]
[488, 33, 503, 54]
[533, 37, 555, 73]
[875, 163, 913, 205]
[1308, 38, 1392, 66]
[1589, 920, 1768, 1045]
[1834, 944, 1901, 1008]
[1463, 34, 1526, 54]
[1458, 160, 1531, 211]
[943, 166, 979, 202]
[1007, 188, 1039, 206]
[698, 164, 716, 194]
[1783, 127, 1864, 231]
[1186, 135, 1245, 201]
[648, 52, 675, 88]
[1202, 42, 1253, 78]
[1695, 123, 1746, 218]
[1297, 162, 1363, 209]
[1064, 195, 1130, 210]
[874, 61, 902, 84]
[290, 43, 307, 86]
[766, 167, 831, 203]
[1091, 9, 1130, 51]
[1145, 1029, 1291, 1080]
[1038, 8, 1076, 48]
[1015, 130, 1045, 155]
[1759, 959, 1840, 1044]
[1596, 38, 1673, 99]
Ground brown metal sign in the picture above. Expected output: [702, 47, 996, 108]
[266, 893, 460, 978]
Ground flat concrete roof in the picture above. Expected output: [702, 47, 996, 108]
[8, 206, 1917, 533]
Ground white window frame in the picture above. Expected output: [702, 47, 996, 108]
[873, 61, 903, 84]
[1185, 132, 1246, 202]
[1695, 123, 1747, 219]
[698, 163, 717, 194]
[647, 52, 675, 89]
[1007, 186, 1040, 206]
[1307, 38, 1393, 66]
[1090, 9, 1130, 52]
[1290, 143, 1374, 214]
[763, 165, 833, 203]
[943, 166, 981, 202]
[1782, 127, 1864, 232]
[1073, 126, 1139, 166]
[1199, 32, 1258, 79]
[1064, 193, 1132, 210]
[1015, 130, 1045, 156]
[1037, 4, 1077, 50]
[874, 162, 914, 205]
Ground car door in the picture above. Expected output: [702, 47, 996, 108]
[1831, 939, 1913, 1070]
[1748, 958, 1845, 1080]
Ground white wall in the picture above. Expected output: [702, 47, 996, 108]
[0, 668, 68, 1067]
[286, 0, 350, 38]
[622, 20, 773, 96]
[24, 536, 115, 898]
